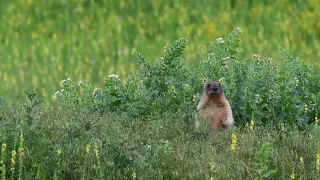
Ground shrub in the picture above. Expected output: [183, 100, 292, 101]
[198, 27, 319, 126]
[55, 27, 319, 126]
[55, 37, 198, 119]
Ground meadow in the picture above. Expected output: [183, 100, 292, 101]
[1, 0, 320, 179]
[1, 0, 320, 102]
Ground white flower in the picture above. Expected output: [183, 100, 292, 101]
[253, 54, 260, 61]
[109, 74, 119, 79]
[218, 77, 225, 82]
[169, 86, 176, 93]
[93, 88, 102, 95]
[93, 88, 102, 96]
[234, 27, 243, 33]
[216, 37, 225, 44]
[193, 95, 197, 102]
[267, 57, 272, 63]
[54, 91, 60, 99]
[62, 78, 71, 84]
[78, 80, 85, 86]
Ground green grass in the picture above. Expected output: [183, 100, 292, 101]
[0, 104, 320, 179]
[1, 1, 320, 179]
[1, 27, 320, 179]
[1, 0, 320, 102]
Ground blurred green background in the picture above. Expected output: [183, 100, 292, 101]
[1, 0, 319, 103]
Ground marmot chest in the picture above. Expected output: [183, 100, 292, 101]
[201, 101, 228, 122]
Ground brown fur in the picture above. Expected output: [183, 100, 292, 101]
[197, 81, 234, 131]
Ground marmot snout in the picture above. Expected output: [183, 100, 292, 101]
[197, 81, 234, 131]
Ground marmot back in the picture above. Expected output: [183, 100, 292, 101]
[197, 81, 234, 130]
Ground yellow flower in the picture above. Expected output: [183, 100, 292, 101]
[1, 143, 6, 152]
[315, 116, 318, 126]
[57, 149, 62, 156]
[231, 133, 237, 151]
[280, 122, 284, 131]
[209, 162, 216, 171]
[201, 78, 208, 85]
[18, 147, 24, 156]
[316, 153, 320, 170]
[11, 150, 17, 165]
[290, 172, 295, 179]
[86, 144, 91, 153]
[250, 120, 254, 130]
[132, 172, 137, 179]
[299, 156, 304, 163]
[231, 144, 236, 151]
[232, 133, 237, 144]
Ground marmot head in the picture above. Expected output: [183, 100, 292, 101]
[204, 81, 224, 97]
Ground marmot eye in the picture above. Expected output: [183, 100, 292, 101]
[206, 84, 210, 88]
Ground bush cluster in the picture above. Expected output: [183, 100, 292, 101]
[55, 28, 319, 126]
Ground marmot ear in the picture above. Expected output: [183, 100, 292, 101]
[203, 82, 209, 89]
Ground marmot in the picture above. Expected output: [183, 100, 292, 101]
[197, 81, 234, 131]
